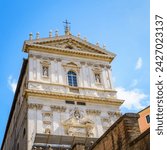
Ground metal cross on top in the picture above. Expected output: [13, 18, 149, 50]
[63, 19, 71, 26]
[63, 19, 71, 35]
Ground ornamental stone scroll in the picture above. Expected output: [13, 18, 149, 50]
[50, 105, 66, 112]
[86, 109, 101, 116]
[27, 103, 43, 110]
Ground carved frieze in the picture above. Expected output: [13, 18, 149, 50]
[35, 55, 42, 59]
[36, 104, 43, 110]
[48, 57, 55, 61]
[101, 117, 110, 123]
[27, 103, 36, 109]
[56, 58, 62, 62]
[86, 109, 101, 116]
[28, 103, 43, 110]
[28, 83, 41, 89]
[80, 61, 86, 65]
[50, 105, 66, 112]
[87, 62, 93, 66]
[28, 82, 65, 93]
[108, 111, 121, 117]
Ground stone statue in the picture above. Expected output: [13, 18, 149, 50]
[43, 66, 48, 77]
[95, 74, 101, 83]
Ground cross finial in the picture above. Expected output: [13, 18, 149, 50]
[63, 19, 71, 35]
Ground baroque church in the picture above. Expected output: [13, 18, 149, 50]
[1, 23, 124, 150]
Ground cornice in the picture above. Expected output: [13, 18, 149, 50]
[24, 89, 124, 106]
[23, 35, 115, 57]
[24, 43, 113, 62]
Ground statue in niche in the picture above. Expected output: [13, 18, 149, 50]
[95, 73, 101, 83]
[43, 66, 49, 77]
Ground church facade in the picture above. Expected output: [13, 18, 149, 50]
[1, 26, 123, 150]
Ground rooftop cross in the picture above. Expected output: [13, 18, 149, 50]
[63, 19, 71, 35]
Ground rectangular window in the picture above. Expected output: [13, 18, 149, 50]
[146, 115, 150, 124]
[65, 100, 75, 104]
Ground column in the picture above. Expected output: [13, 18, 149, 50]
[28, 55, 34, 81]
[80, 62, 85, 87]
[27, 104, 37, 150]
[102, 68, 108, 89]
[36, 57, 41, 81]
[106, 65, 112, 89]
[50, 58, 55, 83]
[36, 104, 43, 133]
[57, 59, 63, 84]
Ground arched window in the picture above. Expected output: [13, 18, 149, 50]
[68, 71, 78, 87]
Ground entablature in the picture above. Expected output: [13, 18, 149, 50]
[24, 89, 124, 106]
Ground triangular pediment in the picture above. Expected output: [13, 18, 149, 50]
[42, 40, 105, 54]
[23, 35, 116, 62]
[25, 35, 115, 55]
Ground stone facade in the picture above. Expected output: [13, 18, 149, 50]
[129, 128, 150, 150]
[1, 29, 123, 150]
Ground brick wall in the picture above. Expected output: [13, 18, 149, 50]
[129, 128, 150, 150]
[90, 113, 141, 150]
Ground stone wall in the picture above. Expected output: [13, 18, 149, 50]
[129, 128, 150, 150]
[72, 144, 86, 150]
[90, 113, 141, 150]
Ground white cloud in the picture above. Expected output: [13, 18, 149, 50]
[8, 76, 17, 93]
[130, 79, 138, 87]
[116, 87, 147, 110]
[135, 57, 142, 70]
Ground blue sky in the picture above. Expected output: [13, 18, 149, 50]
[0, 0, 150, 146]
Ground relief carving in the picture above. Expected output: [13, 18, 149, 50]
[86, 109, 101, 116]
[80, 61, 86, 65]
[106, 65, 111, 69]
[28, 83, 41, 89]
[50, 105, 66, 112]
[42, 111, 53, 134]
[108, 111, 121, 117]
[101, 117, 111, 131]
[56, 58, 62, 62]
[62, 107, 95, 137]
[36, 104, 43, 110]
[28, 103, 43, 110]
[63, 62, 80, 73]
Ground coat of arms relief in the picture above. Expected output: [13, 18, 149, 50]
[62, 107, 95, 137]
